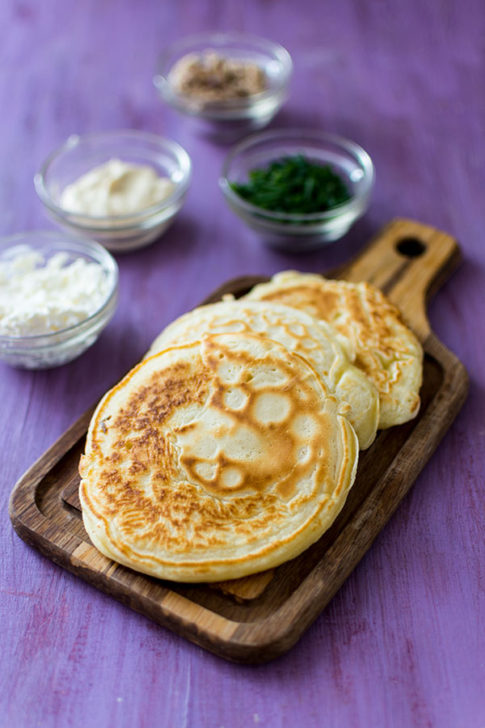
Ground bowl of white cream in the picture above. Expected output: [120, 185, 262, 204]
[0, 231, 118, 368]
[34, 131, 192, 252]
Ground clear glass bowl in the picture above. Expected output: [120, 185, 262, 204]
[154, 32, 292, 141]
[220, 129, 375, 252]
[0, 231, 119, 369]
[34, 130, 192, 252]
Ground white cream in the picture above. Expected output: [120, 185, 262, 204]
[0, 248, 111, 336]
[60, 159, 175, 217]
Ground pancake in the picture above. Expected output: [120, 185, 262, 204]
[148, 300, 379, 449]
[244, 271, 423, 429]
[80, 332, 359, 583]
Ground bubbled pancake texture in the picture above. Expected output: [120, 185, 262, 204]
[245, 272, 423, 429]
[80, 333, 359, 582]
[149, 300, 379, 449]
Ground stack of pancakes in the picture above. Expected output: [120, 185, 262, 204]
[80, 271, 423, 583]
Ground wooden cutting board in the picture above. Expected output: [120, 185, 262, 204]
[9, 218, 468, 664]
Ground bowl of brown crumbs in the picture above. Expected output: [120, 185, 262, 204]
[154, 32, 292, 141]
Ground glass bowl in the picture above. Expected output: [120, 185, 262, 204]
[34, 130, 192, 252]
[0, 231, 119, 369]
[154, 32, 292, 141]
[220, 129, 375, 252]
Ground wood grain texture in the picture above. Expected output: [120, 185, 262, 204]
[9, 219, 469, 662]
[1, 0, 484, 725]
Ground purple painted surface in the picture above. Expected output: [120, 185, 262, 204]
[1, 1, 484, 726]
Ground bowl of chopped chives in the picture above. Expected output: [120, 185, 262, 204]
[220, 129, 374, 251]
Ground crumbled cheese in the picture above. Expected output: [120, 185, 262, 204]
[0, 247, 111, 336]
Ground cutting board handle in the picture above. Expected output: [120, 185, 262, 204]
[340, 218, 461, 341]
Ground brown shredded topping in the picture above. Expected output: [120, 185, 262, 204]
[169, 50, 267, 104]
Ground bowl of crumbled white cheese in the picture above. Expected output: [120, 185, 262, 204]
[0, 231, 118, 368]
[34, 130, 191, 253]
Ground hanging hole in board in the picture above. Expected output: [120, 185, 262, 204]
[396, 237, 427, 258]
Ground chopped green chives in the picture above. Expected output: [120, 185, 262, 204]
[230, 154, 351, 215]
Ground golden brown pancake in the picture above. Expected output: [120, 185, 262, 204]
[80, 332, 359, 582]
[148, 299, 379, 449]
[244, 271, 423, 429]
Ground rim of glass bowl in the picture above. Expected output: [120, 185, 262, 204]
[0, 231, 119, 345]
[34, 130, 192, 230]
[154, 32, 293, 112]
[220, 129, 375, 224]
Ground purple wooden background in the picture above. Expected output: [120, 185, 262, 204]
[1, 1, 484, 726]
